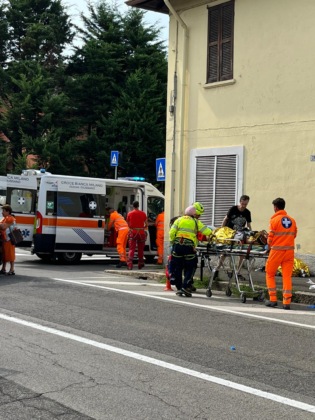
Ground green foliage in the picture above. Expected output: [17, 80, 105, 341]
[3, 0, 74, 65]
[0, 0, 167, 180]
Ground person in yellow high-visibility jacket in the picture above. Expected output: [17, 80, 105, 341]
[155, 211, 164, 264]
[169, 205, 212, 297]
[107, 208, 129, 268]
[265, 198, 297, 310]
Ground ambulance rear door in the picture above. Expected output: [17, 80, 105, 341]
[6, 174, 38, 247]
[54, 177, 106, 253]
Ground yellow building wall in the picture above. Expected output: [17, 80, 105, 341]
[165, 0, 315, 267]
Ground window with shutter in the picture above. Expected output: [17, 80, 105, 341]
[207, 0, 234, 83]
[195, 155, 236, 226]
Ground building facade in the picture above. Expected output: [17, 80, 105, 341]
[127, 0, 315, 272]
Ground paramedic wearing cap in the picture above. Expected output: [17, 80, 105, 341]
[265, 198, 297, 310]
[169, 205, 212, 297]
[106, 207, 129, 268]
[127, 201, 148, 270]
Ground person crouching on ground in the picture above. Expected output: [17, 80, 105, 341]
[169, 205, 212, 297]
[0, 204, 16, 275]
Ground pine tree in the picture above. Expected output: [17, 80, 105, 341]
[67, 2, 167, 181]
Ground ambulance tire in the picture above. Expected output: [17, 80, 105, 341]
[58, 252, 82, 264]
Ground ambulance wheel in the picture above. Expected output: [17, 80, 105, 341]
[225, 287, 232, 297]
[241, 293, 247, 303]
[58, 252, 82, 264]
[206, 289, 212, 298]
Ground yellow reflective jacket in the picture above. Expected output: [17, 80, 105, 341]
[169, 215, 212, 247]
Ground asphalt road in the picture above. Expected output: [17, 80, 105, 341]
[0, 250, 314, 419]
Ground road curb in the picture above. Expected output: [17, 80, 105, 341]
[104, 269, 315, 305]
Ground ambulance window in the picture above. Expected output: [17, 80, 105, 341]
[147, 197, 164, 221]
[9, 188, 35, 214]
[56, 192, 105, 218]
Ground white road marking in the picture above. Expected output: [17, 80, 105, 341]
[81, 281, 163, 286]
[52, 278, 315, 329]
[0, 312, 314, 414]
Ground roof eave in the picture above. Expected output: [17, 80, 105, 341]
[125, 0, 169, 15]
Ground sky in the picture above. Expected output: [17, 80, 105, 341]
[63, 0, 169, 45]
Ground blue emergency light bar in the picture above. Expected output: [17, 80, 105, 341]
[118, 177, 145, 181]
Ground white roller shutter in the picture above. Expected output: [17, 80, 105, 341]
[196, 154, 237, 226]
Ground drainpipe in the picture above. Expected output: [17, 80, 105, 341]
[164, 0, 188, 217]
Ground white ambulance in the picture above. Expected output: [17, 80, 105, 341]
[6, 171, 164, 264]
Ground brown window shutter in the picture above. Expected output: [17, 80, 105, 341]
[220, 2, 234, 80]
[207, 1, 234, 83]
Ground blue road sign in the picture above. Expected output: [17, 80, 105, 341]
[156, 158, 166, 181]
[110, 151, 119, 167]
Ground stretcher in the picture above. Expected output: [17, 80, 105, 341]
[196, 240, 268, 303]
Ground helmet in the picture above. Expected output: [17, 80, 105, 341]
[184, 206, 197, 216]
[193, 202, 204, 216]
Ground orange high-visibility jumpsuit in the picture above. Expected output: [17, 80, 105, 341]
[108, 211, 129, 262]
[155, 211, 164, 264]
[265, 210, 297, 305]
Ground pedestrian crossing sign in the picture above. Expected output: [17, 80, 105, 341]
[156, 158, 166, 181]
[110, 151, 119, 167]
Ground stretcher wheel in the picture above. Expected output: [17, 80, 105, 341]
[225, 287, 232, 297]
[241, 293, 247, 303]
[206, 289, 212, 298]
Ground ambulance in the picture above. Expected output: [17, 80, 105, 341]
[6, 171, 164, 264]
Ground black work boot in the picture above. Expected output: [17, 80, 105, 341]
[265, 300, 278, 308]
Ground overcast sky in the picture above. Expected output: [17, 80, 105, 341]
[63, 0, 169, 44]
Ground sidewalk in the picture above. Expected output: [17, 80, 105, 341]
[105, 262, 315, 305]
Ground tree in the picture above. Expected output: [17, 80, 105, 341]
[3, 0, 74, 66]
[0, 0, 77, 174]
[0, 0, 167, 179]
[67, 2, 167, 182]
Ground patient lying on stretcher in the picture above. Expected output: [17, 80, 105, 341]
[198, 227, 268, 247]
[198, 227, 268, 280]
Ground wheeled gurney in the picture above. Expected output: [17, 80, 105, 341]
[196, 240, 268, 303]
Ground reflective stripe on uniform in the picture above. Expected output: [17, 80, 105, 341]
[271, 245, 295, 250]
[273, 231, 296, 236]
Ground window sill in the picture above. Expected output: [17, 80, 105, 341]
[203, 79, 236, 89]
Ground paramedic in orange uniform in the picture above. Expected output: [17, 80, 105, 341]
[265, 198, 297, 310]
[0, 204, 16, 275]
[106, 208, 129, 268]
[155, 210, 164, 264]
[126, 201, 147, 270]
